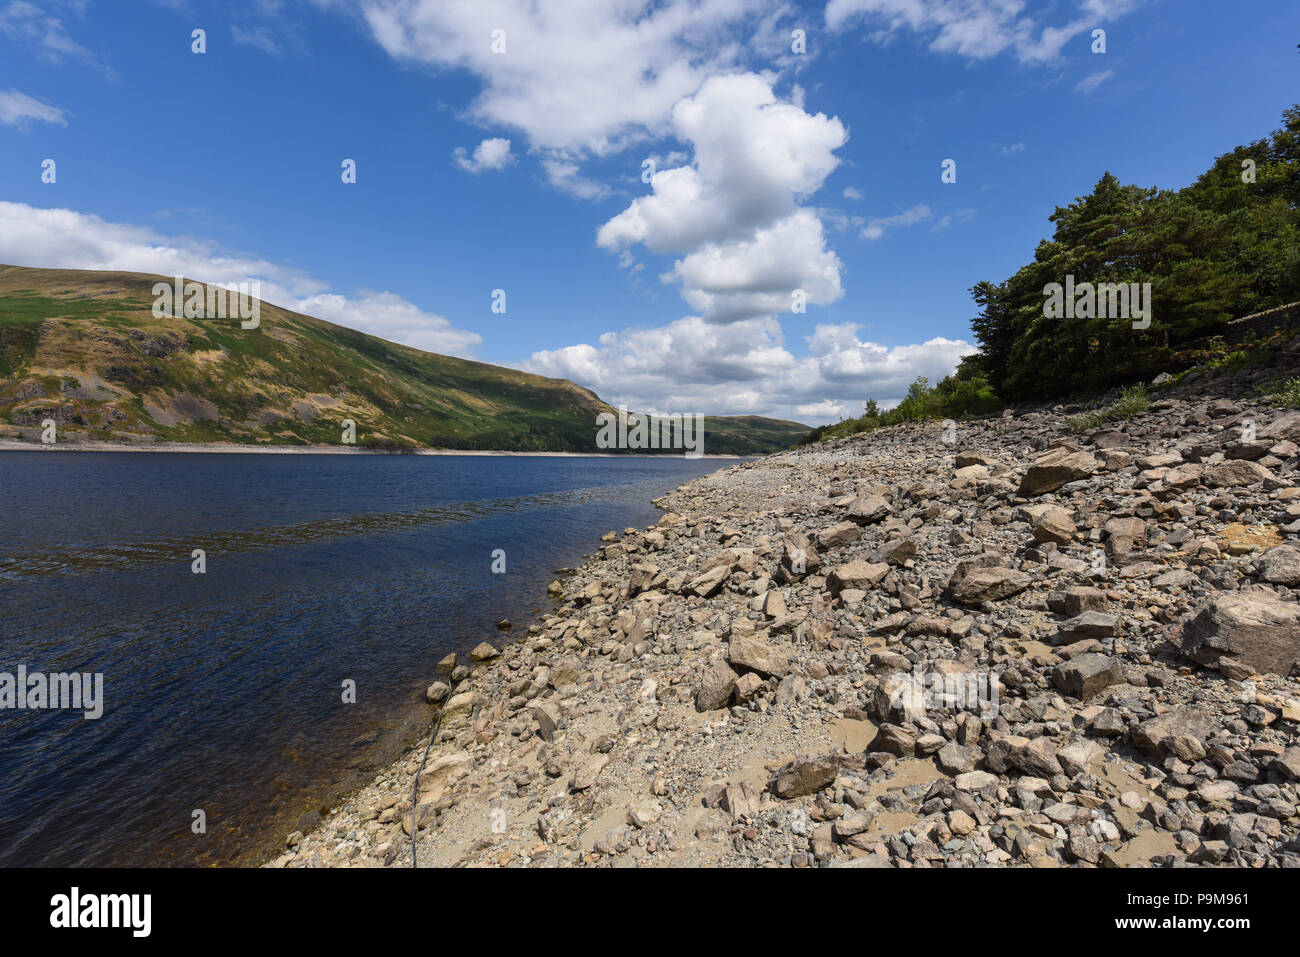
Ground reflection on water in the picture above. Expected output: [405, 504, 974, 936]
[0, 452, 729, 866]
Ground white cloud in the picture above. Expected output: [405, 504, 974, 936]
[231, 24, 280, 55]
[824, 0, 1144, 65]
[597, 73, 847, 322]
[665, 208, 843, 322]
[1000, 141, 1025, 155]
[452, 137, 515, 173]
[842, 185, 864, 200]
[297, 291, 481, 357]
[860, 202, 931, 240]
[541, 157, 612, 200]
[0, 0, 107, 71]
[0, 88, 66, 127]
[1075, 69, 1113, 94]
[526, 316, 975, 423]
[354, 0, 776, 156]
[0, 201, 482, 358]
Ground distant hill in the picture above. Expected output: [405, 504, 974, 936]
[0, 265, 807, 454]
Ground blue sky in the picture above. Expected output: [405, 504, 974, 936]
[1, 0, 1296, 424]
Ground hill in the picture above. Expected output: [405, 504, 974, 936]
[0, 265, 807, 454]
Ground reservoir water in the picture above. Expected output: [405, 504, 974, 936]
[0, 451, 730, 866]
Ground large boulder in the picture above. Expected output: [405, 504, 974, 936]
[948, 566, 1031, 605]
[1131, 707, 1218, 758]
[769, 754, 840, 799]
[827, 560, 889, 595]
[727, 634, 790, 678]
[1053, 653, 1125, 700]
[695, 659, 739, 711]
[1018, 448, 1099, 495]
[1180, 590, 1300, 677]
[846, 493, 893, 525]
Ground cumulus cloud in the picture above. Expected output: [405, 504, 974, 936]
[0, 201, 481, 358]
[824, 0, 1144, 64]
[452, 137, 515, 173]
[842, 185, 864, 200]
[526, 317, 975, 423]
[354, 0, 776, 156]
[597, 73, 847, 322]
[0, 89, 66, 127]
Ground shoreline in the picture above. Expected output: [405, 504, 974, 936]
[277, 372, 1300, 869]
[0, 438, 752, 459]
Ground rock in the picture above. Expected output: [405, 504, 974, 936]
[571, 754, 610, 791]
[1272, 747, 1300, 781]
[948, 566, 1031, 605]
[1261, 545, 1300, 586]
[695, 659, 739, 711]
[626, 801, 663, 829]
[1058, 739, 1103, 776]
[436, 653, 457, 673]
[956, 771, 998, 791]
[1205, 460, 1276, 488]
[761, 589, 787, 618]
[721, 783, 761, 822]
[827, 560, 889, 595]
[770, 754, 840, 799]
[628, 563, 663, 596]
[688, 563, 731, 598]
[470, 641, 499, 662]
[937, 742, 980, 775]
[847, 493, 892, 524]
[1053, 610, 1118, 643]
[1048, 586, 1109, 617]
[1019, 448, 1099, 495]
[533, 701, 562, 742]
[1054, 653, 1125, 700]
[817, 521, 861, 549]
[1131, 708, 1218, 758]
[439, 690, 483, 729]
[734, 672, 764, 702]
[425, 681, 452, 705]
[728, 634, 789, 678]
[1032, 507, 1076, 545]
[867, 723, 916, 757]
[594, 825, 628, 855]
[1180, 590, 1300, 676]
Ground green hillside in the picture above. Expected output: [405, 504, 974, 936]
[0, 265, 807, 454]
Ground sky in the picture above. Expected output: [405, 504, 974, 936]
[0, 0, 1297, 425]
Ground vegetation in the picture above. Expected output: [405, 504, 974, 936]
[0, 266, 807, 454]
[1065, 384, 1151, 432]
[802, 102, 1300, 447]
[968, 103, 1300, 402]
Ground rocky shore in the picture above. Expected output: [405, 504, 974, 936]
[275, 373, 1300, 869]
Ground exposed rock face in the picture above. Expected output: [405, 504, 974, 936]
[276, 376, 1300, 872]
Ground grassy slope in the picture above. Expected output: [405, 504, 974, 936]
[0, 265, 807, 453]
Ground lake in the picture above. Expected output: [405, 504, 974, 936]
[0, 451, 730, 866]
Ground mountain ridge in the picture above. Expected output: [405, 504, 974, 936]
[0, 265, 807, 455]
